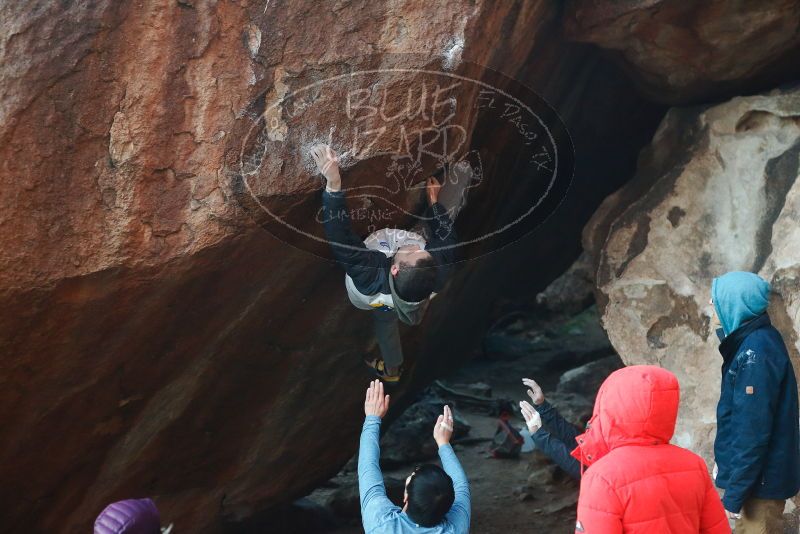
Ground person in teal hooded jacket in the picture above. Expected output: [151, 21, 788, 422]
[711, 271, 799, 532]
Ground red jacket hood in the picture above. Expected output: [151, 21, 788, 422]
[571, 365, 680, 468]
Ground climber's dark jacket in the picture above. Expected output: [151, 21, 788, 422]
[321, 189, 457, 325]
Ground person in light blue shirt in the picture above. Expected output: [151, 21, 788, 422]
[359, 380, 471, 533]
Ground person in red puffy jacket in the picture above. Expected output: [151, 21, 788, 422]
[572, 366, 730, 534]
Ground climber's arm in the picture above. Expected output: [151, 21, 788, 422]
[426, 202, 457, 290]
[422, 177, 457, 290]
[311, 143, 387, 294]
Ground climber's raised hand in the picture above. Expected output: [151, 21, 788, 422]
[364, 379, 390, 418]
[310, 143, 341, 192]
[426, 176, 442, 205]
[522, 377, 545, 406]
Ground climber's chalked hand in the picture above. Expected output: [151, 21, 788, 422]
[426, 176, 442, 206]
[310, 143, 341, 192]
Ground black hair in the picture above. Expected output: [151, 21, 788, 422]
[406, 465, 455, 527]
[394, 255, 437, 302]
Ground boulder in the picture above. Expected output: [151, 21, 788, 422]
[484, 305, 616, 373]
[587, 86, 800, 460]
[557, 355, 624, 396]
[565, 0, 800, 103]
[235, 498, 341, 534]
[325, 476, 406, 525]
[0, 1, 668, 532]
[535, 252, 596, 317]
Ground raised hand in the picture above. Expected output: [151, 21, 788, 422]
[364, 379, 390, 418]
[433, 404, 454, 447]
[426, 176, 442, 205]
[519, 400, 542, 434]
[310, 143, 342, 192]
[522, 377, 545, 406]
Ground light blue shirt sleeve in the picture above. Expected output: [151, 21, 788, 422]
[439, 444, 471, 532]
[358, 415, 399, 530]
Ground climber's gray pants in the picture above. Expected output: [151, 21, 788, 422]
[373, 308, 403, 368]
[367, 163, 476, 369]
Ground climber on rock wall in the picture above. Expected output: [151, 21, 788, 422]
[518, 377, 582, 480]
[358, 380, 471, 533]
[710, 271, 800, 532]
[311, 144, 459, 382]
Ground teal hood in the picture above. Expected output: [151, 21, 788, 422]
[711, 271, 770, 337]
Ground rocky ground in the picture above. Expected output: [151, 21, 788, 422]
[292, 303, 623, 534]
[259, 293, 800, 534]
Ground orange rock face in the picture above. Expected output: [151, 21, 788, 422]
[0, 0, 670, 531]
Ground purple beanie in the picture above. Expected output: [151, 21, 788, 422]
[94, 498, 161, 534]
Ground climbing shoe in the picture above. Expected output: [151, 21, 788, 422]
[365, 358, 402, 383]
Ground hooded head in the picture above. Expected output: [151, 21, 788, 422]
[711, 271, 770, 337]
[571, 366, 680, 468]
